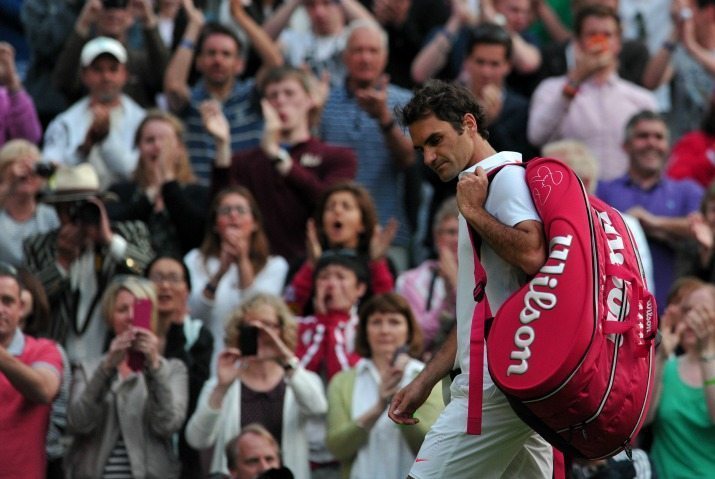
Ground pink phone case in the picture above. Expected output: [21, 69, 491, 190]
[128, 299, 152, 371]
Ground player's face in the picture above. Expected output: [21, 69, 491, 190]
[409, 114, 476, 182]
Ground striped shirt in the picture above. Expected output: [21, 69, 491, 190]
[183, 79, 263, 184]
[102, 435, 133, 478]
[319, 83, 413, 247]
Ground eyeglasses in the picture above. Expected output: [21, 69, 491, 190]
[149, 273, 185, 285]
[217, 205, 250, 216]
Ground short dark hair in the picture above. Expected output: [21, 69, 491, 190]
[354, 292, 423, 358]
[574, 4, 621, 38]
[624, 110, 667, 142]
[397, 80, 489, 139]
[145, 256, 192, 293]
[0, 262, 23, 291]
[197, 22, 243, 57]
[467, 22, 513, 61]
[313, 250, 370, 286]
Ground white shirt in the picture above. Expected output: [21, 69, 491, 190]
[452, 152, 540, 397]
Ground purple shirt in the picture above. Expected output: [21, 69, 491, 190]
[596, 174, 703, 312]
[0, 87, 42, 146]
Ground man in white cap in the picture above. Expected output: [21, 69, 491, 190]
[23, 163, 153, 365]
[42, 36, 146, 190]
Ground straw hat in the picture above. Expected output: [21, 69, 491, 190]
[39, 163, 115, 203]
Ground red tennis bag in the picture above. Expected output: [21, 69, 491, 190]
[475, 157, 657, 460]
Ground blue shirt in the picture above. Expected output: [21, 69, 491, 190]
[319, 83, 413, 247]
[596, 174, 703, 312]
[183, 79, 262, 184]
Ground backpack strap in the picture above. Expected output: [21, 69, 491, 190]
[466, 226, 492, 435]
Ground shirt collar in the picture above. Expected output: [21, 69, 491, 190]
[7, 329, 25, 356]
[459, 151, 522, 179]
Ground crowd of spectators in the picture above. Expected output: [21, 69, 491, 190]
[1, 0, 715, 478]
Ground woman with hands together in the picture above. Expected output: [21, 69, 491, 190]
[648, 278, 715, 478]
[65, 276, 188, 479]
[186, 293, 326, 479]
[185, 186, 288, 367]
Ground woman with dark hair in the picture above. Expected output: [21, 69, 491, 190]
[668, 98, 715, 188]
[106, 109, 209, 257]
[146, 255, 213, 479]
[325, 292, 443, 479]
[184, 186, 288, 365]
[285, 182, 395, 315]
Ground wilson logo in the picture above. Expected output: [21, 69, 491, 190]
[507, 235, 572, 376]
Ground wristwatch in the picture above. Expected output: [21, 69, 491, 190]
[282, 356, 300, 372]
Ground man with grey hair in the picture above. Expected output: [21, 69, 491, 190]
[319, 20, 416, 270]
[225, 424, 293, 479]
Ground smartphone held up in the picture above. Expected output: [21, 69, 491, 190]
[127, 298, 153, 372]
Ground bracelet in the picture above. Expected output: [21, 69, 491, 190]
[662, 40, 677, 53]
[700, 353, 715, 362]
[705, 377, 715, 386]
[439, 28, 455, 45]
[179, 38, 195, 50]
[380, 118, 396, 133]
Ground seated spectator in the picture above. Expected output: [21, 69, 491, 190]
[52, 0, 169, 108]
[596, 110, 703, 313]
[210, 65, 356, 263]
[0, 42, 42, 146]
[646, 281, 715, 478]
[146, 255, 214, 479]
[0, 263, 63, 479]
[0, 140, 59, 266]
[325, 292, 443, 478]
[539, 0, 651, 88]
[462, 22, 538, 158]
[164, 6, 283, 183]
[23, 163, 153, 364]
[186, 293, 327, 479]
[285, 182, 395, 316]
[65, 275, 188, 478]
[541, 138, 655, 292]
[396, 197, 458, 358]
[667, 97, 715, 189]
[43, 37, 146, 190]
[225, 424, 295, 479]
[528, 4, 657, 181]
[107, 109, 209, 257]
[262, 0, 375, 87]
[184, 186, 288, 365]
[642, 0, 715, 141]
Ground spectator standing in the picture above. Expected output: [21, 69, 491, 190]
[319, 20, 415, 269]
[210, 66, 356, 263]
[0, 140, 59, 266]
[164, 0, 283, 183]
[147, 255, 214, 479]
[64, 276, 188, 479]
[43, 37, 146, 190]
[396, 197, 458, 357]
[23, 164, 153, 364]
[52, 0, 170, 108]
[186, 293, 327, 479]
[0, 263, 63, 479]
[326, 293, 443, 479]
[184, 186, 288, 365]
[0, 41, 42, 146]
[106, 109, 209, 257]
[597, 110, 703, 314]
[528, 4, 657, 180]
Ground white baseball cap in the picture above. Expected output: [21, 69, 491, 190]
[80, 36, 127, 67]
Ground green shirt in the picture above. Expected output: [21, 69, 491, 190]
[651, 357, 715, 479]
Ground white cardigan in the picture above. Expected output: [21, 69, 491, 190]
[185, 366, 327, 479]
